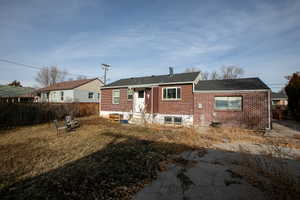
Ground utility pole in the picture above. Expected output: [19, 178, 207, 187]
[101, 64, 111, 85]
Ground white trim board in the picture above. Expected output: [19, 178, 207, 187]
[193, 89, 270, 93]
[101, 81, 195, 89]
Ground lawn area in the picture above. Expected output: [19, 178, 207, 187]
[0, 116, 299, 199]
[0, 116, 203, 199]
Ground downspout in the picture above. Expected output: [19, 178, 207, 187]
[151, 86, 154, 123]
[267, 89, 271, 130]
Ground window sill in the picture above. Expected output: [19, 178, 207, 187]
[214, 109, 242, 112]
[162, 99, 182, 101]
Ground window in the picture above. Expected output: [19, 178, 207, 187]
[163, 87, 181, 100]
[60, 91, 64, 101]
[97, 93, 100, 100]
[215, 96, 242, 110]
[112, 89, 120, 104]
[127, 89, 133, 100]
[164, 116, 173, 124]
[138, 90, 144, 98]
[164, 116, 183, 125]
[174, 117, 182, 125]
[88, 92, 94, 99]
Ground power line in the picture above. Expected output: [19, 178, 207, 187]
[0, 58, 94, 78]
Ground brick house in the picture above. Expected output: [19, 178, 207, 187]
[100, 70, 271, 129]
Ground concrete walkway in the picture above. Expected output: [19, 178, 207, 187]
[134, 149, 267, 200]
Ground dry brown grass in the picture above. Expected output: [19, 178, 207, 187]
[0, 116, 203, 199]
[237, 141, 300, 200]
[0, 117, 299, 199]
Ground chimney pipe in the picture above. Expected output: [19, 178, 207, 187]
[169, 67, 174, 76]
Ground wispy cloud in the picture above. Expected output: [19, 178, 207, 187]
[0, 0, 299, 91]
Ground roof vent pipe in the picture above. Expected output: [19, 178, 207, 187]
[169, 67, 174, 76]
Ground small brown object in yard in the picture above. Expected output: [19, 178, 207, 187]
[53, 120, 66, 136]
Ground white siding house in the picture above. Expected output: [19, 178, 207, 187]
[38, 78, 103, 103]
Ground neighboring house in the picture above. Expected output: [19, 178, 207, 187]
[100, 70, 271, 129]
[37, 78, 103, 103]
[271, 92, 288, 106]
[0, 85, 35, 103]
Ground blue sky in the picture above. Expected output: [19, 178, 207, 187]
[0, 0, 300, 91]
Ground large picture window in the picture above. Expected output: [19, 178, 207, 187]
[112, 89, 120, 104]
[215, 96, 242, 110]
[163, 87, 181, 100]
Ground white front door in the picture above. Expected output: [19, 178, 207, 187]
[134, 90, 145, 113]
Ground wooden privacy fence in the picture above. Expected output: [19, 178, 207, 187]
[0, 102, 99, 129]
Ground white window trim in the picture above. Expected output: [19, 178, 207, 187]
[214, 96, 242, 111]
[162, 87, 182, 100]
[112, 89, 120, 104]
[127, 89, 133, 101]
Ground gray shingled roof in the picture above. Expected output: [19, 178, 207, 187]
[0, 85, 35, 97]
[38, 78, 100, 92]
[271, 92, 287, 99]
[104, 72, 200, 87]
[194, 78, 270, 91]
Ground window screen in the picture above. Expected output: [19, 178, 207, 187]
[127, 89, 133, 100]
[164, 116, 172, 124]
[174, 117, 182, 124]
[138, 90, 144, 98]
[112, 90, 120, 104]
[88, 92, 94, 99]
[163, 88, 181, 100]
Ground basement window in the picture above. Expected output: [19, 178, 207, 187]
[164, 116, 173, 124]
[174, 117, 182, 125]
[215, 96, 242, 110]
[164, 116, 183, 125]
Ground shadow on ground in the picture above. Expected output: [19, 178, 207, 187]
[1, 131, 299, 200]
[273, 119, 300, 132]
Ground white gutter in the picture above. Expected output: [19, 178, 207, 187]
[101, 81, 195, 89]
[193, 89, 270, 93]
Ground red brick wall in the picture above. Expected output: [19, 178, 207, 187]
[157, 84, 194, 115]
[193, 91, 269, 129]
[101, 88, 132, 112]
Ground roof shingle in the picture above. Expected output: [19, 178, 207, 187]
[38, 78, 100, 92]
[194, 78, 270, 91]
[104, 72, 200, 87]
[0, 85, 35, 97]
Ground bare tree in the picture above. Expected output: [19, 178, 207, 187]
[184, 67, 200, 73]
[35, 66, 68, 87]
[76, 75, 87, 80]
[8, 80, 22, 87]
[184, 67, 209, 80]
[210, 70, 220, 80]
[201, 71, 209, 80]
[220, 65, 244, 79]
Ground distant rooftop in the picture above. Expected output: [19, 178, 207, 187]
[38, 78, 101, 92]
[0, 85, 35, 97]
[271, 92, 288, 99]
